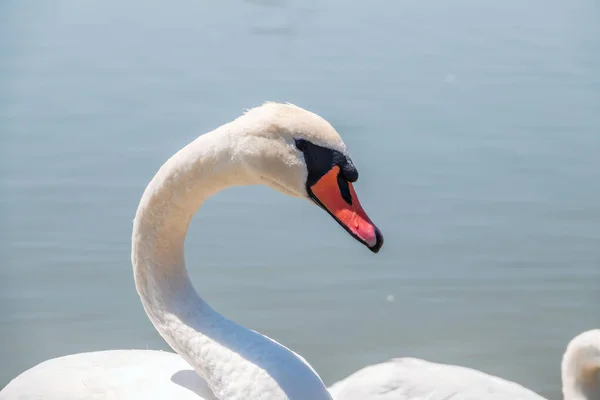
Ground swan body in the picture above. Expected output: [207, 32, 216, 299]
[1, 102, 383, 400]
[328, 357, 544, 400]
[329, 329, 600, 400]
[0, 350, 215, 399]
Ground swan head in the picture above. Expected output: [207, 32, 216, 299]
[232, 102, 383, 253]
[561, 329, 600, 399]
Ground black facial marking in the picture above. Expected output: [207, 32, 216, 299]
[294, 138, 358, 205]
[337, 174, 352, 204]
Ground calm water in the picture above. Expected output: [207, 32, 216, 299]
[1, 0, 599, 397]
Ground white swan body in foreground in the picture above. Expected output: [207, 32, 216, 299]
[0, 102, 384, 400]
[329, 329, 600, 400]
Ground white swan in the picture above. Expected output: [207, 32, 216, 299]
[328, 329, 600, 400]
[0, 102, 384, 400]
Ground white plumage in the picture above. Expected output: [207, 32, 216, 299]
[329, 358, 544, 400]
[1, 350, 214, 400]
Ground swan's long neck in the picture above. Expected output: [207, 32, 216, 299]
[132, 128, 245, 313]
[131, 128, 248, 390]
[561, 330, 600, 400]
[130, 126, 331, 400]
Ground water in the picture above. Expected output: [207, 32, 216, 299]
[1, 0, 599, 397]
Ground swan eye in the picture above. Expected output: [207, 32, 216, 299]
[295, 139, 308, 152]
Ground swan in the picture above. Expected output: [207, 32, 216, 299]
[0, 102, 384, 400]
[328, 328, 600, 400]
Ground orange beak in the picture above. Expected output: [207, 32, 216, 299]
[308, 166, 383, 253]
